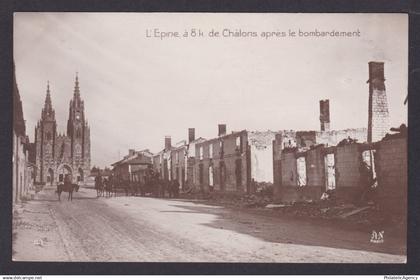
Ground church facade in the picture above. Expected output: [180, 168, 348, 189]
[34, 75, 91, 185]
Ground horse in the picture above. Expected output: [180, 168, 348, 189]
[57, 182, 80, 201]
[104, 179, 115, 198]
[95, 176, 104, 197]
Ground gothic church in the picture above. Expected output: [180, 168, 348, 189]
[35, 74, 91, 185]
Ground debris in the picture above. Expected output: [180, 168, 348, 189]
[337, 137, 358, 146]
[320, 208, 329, 214]
[265, 204, 286, 209]
[339, 206, 372, 219]
[320, 192, 329, 200]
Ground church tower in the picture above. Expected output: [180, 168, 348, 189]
[34, 74, 91, 185]
[35, 82, 57, 183]
[67, 73, 90, 181]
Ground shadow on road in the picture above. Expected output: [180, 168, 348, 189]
[71, 197, 97, 200]
[168, 203, 406, 256]
[160, 210, 206, 214]
[33, 198, 58, 202]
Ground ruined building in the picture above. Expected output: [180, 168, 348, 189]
[146, 125, 278, 194]
[272, 61, 403, 209]
[272, 97, 367, 198]
[152, 129, 206, 190]
[191, 125, 279, 194]
[34, 74, 91, 184]
[367, 61, 390, 142]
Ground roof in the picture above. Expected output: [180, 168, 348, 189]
[112, 153, 152, 167]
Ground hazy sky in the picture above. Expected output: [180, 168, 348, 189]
[14, 13, 408, 168]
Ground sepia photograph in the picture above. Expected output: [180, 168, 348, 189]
[12, 13, 408, 263]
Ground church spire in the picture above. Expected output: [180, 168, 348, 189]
[74, 72, 80, 98]
[42, 81, 55, 120]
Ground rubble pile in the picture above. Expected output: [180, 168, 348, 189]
[268, 199, 384, 225]
[180, 188, 394, 227]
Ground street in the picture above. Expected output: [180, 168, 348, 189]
[12, 186, 406, 263]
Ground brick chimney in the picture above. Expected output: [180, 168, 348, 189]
[218, 124, 226, 137]
[367, 61, 390, 142]
[164, 136, 171, 150]
[128, 149, 135, 157]
[188, 128, 195, 143]
[319, 99, 330, 132]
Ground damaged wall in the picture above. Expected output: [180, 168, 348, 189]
[316, 128, 367, 147]
[194, 130, 250, 193]
[171, 145, 187, 189]
[272, 131, 297, 198]
[305, 145, 325, 187]
[334, 143, 364, 200]
[280, 150, 298, 187]
[248, 131, 276, 183]
[375, 137, 407, 215]
[276, 146, 325, 203]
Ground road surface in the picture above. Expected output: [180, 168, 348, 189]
[12, 185, 406, 263]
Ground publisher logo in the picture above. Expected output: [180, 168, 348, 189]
[370, 230, 384, 243]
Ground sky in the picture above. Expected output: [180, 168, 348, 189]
[14, 13, 408, 168]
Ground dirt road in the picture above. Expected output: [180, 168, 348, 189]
[12, 186, 406, 263]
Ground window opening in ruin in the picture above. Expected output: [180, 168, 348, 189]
[163, 159, 168, 181]
[181, 168, 185, 189]
[296, 156, 307, 187]
[199, 163, 204, 185]
[236, 136, 242, 153]
[209, 143, 213, 159]
[219, 161, 226, 190]
[209, 165, 214, 187]
[199, 146, 203, 160]
[235, 159, 242, 187]
[324, 153, 336, 190]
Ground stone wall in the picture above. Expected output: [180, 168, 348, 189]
[305, 145, 325, 187]
[375, 137, 407, 215]
[334, 143, 365, 201]
[280, 150, 298, 187]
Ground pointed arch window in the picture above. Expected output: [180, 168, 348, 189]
[46, 132, 52, 141]
[76, 128, 81, 138]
